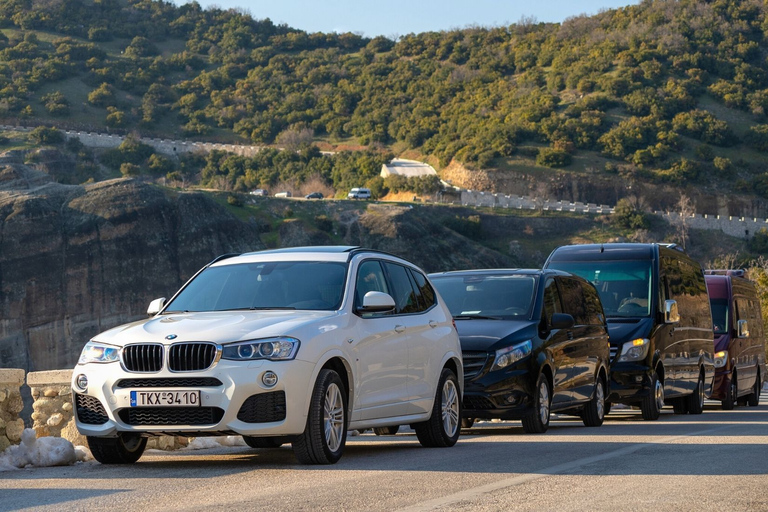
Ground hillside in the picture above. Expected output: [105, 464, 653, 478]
[3, 0, 768, 213]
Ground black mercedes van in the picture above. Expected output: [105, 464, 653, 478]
[544, 243, 715, 420]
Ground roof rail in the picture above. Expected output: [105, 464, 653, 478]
[207, 253, 240, 266]
[704, 269, 746, 277]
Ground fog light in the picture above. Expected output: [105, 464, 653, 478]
[504, 394, 519, 405]
[635, 376, 643, 383]
[262, 371, 278, 387]
[75, 374, 88, 391]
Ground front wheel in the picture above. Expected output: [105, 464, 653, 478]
[641, 371, 664, 421]
[414, 368, 461, 448]
[747, 372, 761, 407]
[292, 369, 347, 464]
[582, 377, 606, 427]
[87, 433, 147, 464]
[686, 370, 705, 414]
[522, 373, 551, 433]
[721, 373, 737, 410]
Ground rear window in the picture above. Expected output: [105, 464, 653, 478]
[432, 274, 537, 319]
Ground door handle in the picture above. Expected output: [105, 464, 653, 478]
[429, 320, 437, 328]
[567, 331, 574, 340]
[395, 325, 406, 333]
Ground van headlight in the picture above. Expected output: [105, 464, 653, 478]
[222, 337, 300, 361]
[491, 340, 532, 371]
[714, 350, 728, 368]
[616, 338, 650, 363]
[78, 341, 120, 364]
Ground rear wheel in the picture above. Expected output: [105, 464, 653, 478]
[373, 426, 400, 436]
[243, 436, 286, 449]
[414, 368, 461, 448]
[641, 371, 664, 421]
[686, 370, 705, 415]
[721, 373, 737, 410]
[747, 372, 761, 407]
[522, 373, 551, 433]
[292, 369, 347, 464]
[582, 377, 606, 427]
[672, 399, 689, 414]
[87, 433, 147, 464]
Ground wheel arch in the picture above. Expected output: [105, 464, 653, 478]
[315, 352, 355, 413]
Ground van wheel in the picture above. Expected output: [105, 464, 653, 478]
[722, 373, 737, 410]
[522, 373, 551, 433]
[243, 436, 286, 448]
[292, 369, 347, 464]
[604, 402, 612, 415]
[672, 398, 689, 415]
[373, 426, 400, 436]
[582, 377, 605, 427]
[686, 370, 706, 414]
[747, 372, 761, 407]
[87, 434, 147, 464]
[414, 368, 461, 447]
[641, 371, 664, 421]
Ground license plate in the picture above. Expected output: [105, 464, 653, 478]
[130, 390, 201, 407]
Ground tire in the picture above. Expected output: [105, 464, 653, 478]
[721, 373, 736, 410]
[414, 368, 461, 448]
[522, 373, 551, 434]
[672, 398, 689, 415]
[243, 436, 286, 448]
[641, 371, 664, 421]
[292, 369, 347, 464]
[87, 434, 147, 464]
[686, 370, 705, 415]
[373, 425, 400, 436]
[582, 376, 606, 427]
[747, 372, 761, 407]
[604, 402, 612, 415]
[461, 417, 475, 429]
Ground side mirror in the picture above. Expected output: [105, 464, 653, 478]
[147, 297, 166, 317]
[359, 291, 395, 314]
[551, 313, 575, 330]
[664, 300, 680, 324]
[737, 319, 750, 338]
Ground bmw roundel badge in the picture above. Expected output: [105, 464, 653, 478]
[165, 334, 178, 340]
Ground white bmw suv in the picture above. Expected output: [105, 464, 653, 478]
[72, 246, 462, 464]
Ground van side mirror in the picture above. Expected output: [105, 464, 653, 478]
[737, 319, 750, 338]
[358, 291, 396, 314]
[664, 300, 680, 324]
[551, 313, 575, 330]
[147, 297, 166, 316]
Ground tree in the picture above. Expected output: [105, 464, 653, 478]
[612, 197, 650, 230]
[29, 127, 64, 145]
[673, 194, 694, 251]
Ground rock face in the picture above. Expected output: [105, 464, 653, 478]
[0, 158, 265, 373]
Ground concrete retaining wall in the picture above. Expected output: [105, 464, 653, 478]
[0, 369, 25, 452]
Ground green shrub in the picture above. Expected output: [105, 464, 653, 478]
[536, 148, 571, 168]
[29, 127, 64, 145]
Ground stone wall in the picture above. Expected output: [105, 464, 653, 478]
[0, 369, 25, 452]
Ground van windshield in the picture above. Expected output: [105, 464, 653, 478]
[431, 274, 537, 320]
[710, 298, 729, 334]
[548, 260, 653, 318]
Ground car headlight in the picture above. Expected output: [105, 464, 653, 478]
[616, 338, 650, 363]
[491, 340, 532, 371]
[221, 337, 300, 361]
[78, 341, 120, 364]
[714, 350, 728, 368]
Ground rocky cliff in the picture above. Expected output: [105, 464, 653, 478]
[0, 155, 265, 373]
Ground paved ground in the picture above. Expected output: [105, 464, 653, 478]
[1, 395, 767, 512]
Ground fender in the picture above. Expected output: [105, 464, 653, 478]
[439, 350, 464, 395]
[302, 349, 356, 417]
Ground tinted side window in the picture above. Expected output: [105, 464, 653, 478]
[408, 268, 436, 311]
[383, 262, 420, 314]
[355, 260, 389, 310]
[581, 281, 605, 325]
[559, 278, 587, 325]
[542, 278, 563, 325]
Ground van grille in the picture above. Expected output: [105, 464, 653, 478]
[463, 395, 496, 410]
[168, 343, 218, 372]
[123, 344, 164, 372]
[609, 346, 618, 362]
[119, 407, 224, 426]
[462, 351, 489, 380]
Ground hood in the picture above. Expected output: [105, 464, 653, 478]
[93, 310, 339, 346]
[714, 333, 730, 352]
[454, 319, 538, 351]
[606, 317, 654, 347]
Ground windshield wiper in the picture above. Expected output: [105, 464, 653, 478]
[161, 310, 188, 314]
[453, 314, 501, 320]
[248, 307, 296, 310]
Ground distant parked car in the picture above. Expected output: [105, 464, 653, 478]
[249, 189, 268, 196]
[429, 269, 610, 433]
[72, 246, 463, 465]
[347, 187, 371, 199]
[705, 269, 767, 409]
[305, 192, 324, 199]
[274, 191, 292, 198]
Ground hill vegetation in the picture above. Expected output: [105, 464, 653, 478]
[3, 0, 768, 204]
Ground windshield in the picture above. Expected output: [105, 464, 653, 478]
[432, 274, 537, 319]
[548, 260, 653, 318]
[710, 298, 729, 334]
[165, 261, 347, 312]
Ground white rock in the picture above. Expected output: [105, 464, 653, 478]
[0, 428, 77, 470]
[47, 413, 64, 427]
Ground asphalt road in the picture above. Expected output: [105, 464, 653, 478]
[2, 395, 767, 512]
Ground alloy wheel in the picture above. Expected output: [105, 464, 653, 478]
[539, 379, 550, 424]
[441, 379, 460, 438]
[323, 383, 345, 452]
[596, 381, 605, 420]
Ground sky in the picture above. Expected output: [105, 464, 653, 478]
[187, 0, 641, 38]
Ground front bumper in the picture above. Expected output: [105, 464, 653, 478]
[462, 368, 535, 420]
[607, 362, 652, 404]
[71, 359, 316, 438]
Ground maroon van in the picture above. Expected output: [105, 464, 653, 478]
[705, 270, 767, 409]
